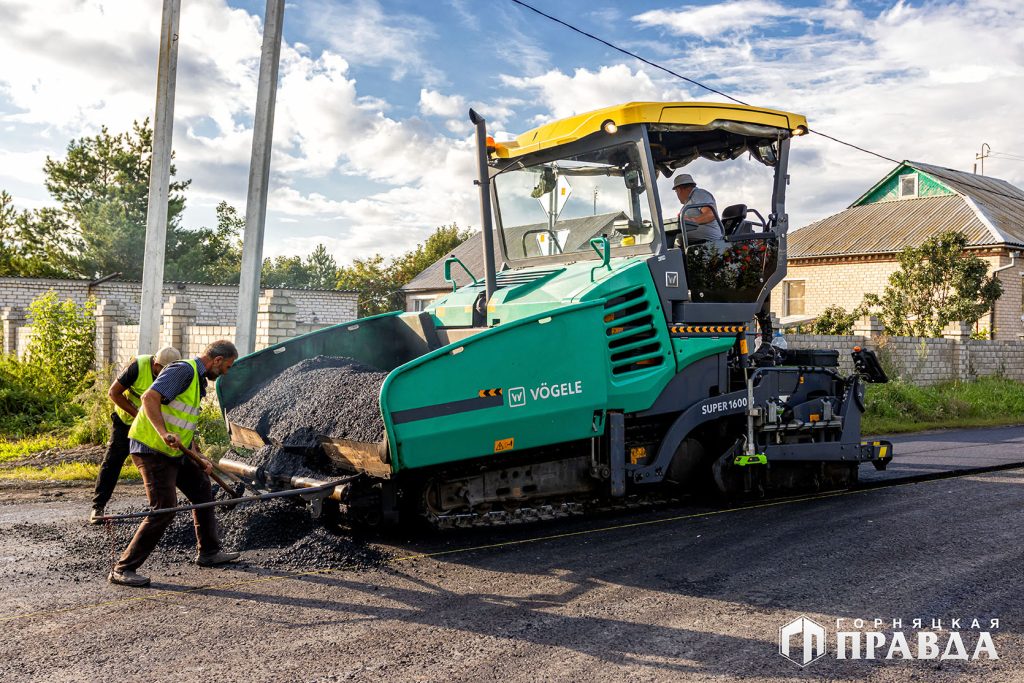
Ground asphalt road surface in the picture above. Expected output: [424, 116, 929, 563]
[3, 426, 1024, 682]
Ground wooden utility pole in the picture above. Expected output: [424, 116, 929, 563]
[236, 0, 285, 356]
[138, 0, 181, 354]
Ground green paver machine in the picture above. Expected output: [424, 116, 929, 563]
[217, 101, 892, 526]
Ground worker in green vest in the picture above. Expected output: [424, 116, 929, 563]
[108, 339, 240, 588]
[89, 346, 181, 524]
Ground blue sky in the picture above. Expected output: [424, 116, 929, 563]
[1, 0, 1022, 265]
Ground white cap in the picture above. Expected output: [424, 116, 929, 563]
[154, 346, 181, 366]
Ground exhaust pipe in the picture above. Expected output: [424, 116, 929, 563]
[218, 457, 348, 502]
[469, 108, 497, 302]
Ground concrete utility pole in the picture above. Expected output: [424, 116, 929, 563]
[138, 0, 182, 354]
[236, 0, 285, 356]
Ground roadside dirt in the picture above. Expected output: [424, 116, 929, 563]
[0, 444, 106, 470]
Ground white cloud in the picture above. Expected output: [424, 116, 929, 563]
[501, 65, 662, 120]
[0, 0, 484, 261]
[419, 89, 466, 119]
[295, 0, 440, 83]
[633, 1, 787, 39]
[614, 0, 1024, 227]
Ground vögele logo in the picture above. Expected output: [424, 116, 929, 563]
[779, 616, 827, 667]
[507, 387, 526, 408]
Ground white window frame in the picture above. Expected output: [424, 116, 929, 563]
[784, 280, 805, 316]
[898, 173, 918, 199]
[408, 295, 439, 312]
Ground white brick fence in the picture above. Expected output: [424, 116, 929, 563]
[786, 317, 1021, 386]
[2, 284, 359, 371]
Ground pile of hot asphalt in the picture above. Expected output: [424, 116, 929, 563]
[226, 355, 389, 447]
[26, 497, 389, 579]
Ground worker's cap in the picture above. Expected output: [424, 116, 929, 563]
[154, 346, 182, 366]
[672, 173, 696, 189]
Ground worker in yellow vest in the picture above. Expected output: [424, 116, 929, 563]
[109, 340, 240, 588]
[89, 346, 181, 524]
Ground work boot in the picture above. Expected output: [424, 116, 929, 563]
[196, 550, 241, 567]
[108, 569, 151, 587]
[88, 507, 105, 525]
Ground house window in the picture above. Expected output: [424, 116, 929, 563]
[784, 281, 805, 316]
[898, 173, 918, 199]
[409, 296, 438, 312]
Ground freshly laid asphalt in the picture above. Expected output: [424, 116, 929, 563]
[3, 426, 1024, 682]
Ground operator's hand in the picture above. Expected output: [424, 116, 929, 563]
[196, 456, 213, 475]
[162, 432, 181, 449]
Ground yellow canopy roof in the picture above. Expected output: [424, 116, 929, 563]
[494, 101, 808, 159]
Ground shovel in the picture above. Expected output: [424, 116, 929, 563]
[178, 442, 246, 508]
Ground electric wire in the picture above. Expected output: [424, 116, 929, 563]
[506, 0, 1024, 205]
[504, 0, 1024, 183]
[507, 0, 749, 107]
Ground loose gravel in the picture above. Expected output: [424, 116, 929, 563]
[10, 496, 389, 580]
[226, 355, 389, 447]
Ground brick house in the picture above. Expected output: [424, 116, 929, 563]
[776, 161, 1024, 340]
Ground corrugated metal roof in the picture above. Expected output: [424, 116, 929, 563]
[402, 212, 624, 292]
[791, 161, 1024, 258]
[909, 161, 1024, 245]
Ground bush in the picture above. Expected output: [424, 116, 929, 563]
[196, 399, 230, 460]
[25, 290, 96, 392]
[68, 370, 114, 446]
[811, 305, 864, 335]
[0, 354, 83, 437]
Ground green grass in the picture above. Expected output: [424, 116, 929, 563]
[0, 434, 72, 463]
[863, 376, 1024, 435]
[0, 461, 139, 483]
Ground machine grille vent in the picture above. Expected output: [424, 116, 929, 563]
[495, 268, 561, 287]
[603, 287, 664, 376]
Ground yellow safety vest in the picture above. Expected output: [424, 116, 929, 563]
[113, 355, 155, 426]
[127, 359, 202, 457]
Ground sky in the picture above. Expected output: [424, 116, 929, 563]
[1, 0, 1022, 266]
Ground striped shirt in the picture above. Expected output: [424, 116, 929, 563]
[129, 358, 207, 455]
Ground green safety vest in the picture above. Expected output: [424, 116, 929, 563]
[113, 355, 155, 426]
[127, 359, 202, 457]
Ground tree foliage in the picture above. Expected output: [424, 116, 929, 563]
[0, 121, 251, 282]
[863, 230, 1003, 337]
[811, 304, 866, 335]
[337, 224, 473, 315]
[43, 120, 191, 279]
[0, 191, 70, 277]
[166, 201, 244, 284]
[1, 122, 472, 309]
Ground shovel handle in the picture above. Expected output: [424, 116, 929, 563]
[180, 443, 237, 493]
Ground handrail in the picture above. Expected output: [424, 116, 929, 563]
[443, 256, 480, 292]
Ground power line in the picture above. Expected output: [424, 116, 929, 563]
[507, 0, 749, 107]
[507, 0, 899, 165]
[990, 151, 1024, 162]
[807, 128, 898, 164]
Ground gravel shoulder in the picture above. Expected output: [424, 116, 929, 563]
[2, 465, 1024, 682]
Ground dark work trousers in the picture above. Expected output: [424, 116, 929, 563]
[91, 413, 131, 509]
[114, 452, 221, 572]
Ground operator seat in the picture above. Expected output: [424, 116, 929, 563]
[721, 204, 747, 236]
